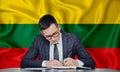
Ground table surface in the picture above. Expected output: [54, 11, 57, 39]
[0, 68, 120, 72]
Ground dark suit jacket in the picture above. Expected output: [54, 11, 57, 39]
[21, 31, 95, 68]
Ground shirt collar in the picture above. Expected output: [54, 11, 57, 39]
[58, 32, 62, 44]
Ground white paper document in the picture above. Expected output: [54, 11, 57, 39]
[21, 66, 91, 70]
[49, 66, 91, 69]
[21, 67, 51, 70]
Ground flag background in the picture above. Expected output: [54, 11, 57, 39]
[0, 0, 120, 70]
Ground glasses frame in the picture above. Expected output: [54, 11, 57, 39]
[43, 30, 60, 40]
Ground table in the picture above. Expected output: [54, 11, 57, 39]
[0, 68, 120, 72]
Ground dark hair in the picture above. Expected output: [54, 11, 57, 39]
[39, 14, 58, 30]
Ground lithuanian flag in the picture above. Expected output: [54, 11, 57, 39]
[0, 0, 120, 70]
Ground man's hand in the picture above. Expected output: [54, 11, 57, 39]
[45, 60, 63, 67]
[63, 57, 79, 66]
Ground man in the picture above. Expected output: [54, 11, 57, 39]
[21, 14, 95, 69]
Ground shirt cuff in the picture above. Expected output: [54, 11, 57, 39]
[76, 60, 84, 67]
[42, 60, 47, 67]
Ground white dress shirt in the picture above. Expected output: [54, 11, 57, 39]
[42, 33, 84, 67]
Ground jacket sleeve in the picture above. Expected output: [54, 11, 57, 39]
[21, 35, 43, 68]
[73, 35, 96, 69]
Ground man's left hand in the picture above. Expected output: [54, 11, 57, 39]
[63, 57, 79, 66]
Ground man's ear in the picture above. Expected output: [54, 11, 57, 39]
[58, 25, 61, 31]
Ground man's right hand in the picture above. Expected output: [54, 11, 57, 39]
[45, 60, 63, 67]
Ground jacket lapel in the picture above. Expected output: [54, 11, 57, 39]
[42, 37, 50, 60]
[62, 32, 68, 59]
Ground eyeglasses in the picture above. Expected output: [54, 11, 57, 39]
[44, 31, 59, 40]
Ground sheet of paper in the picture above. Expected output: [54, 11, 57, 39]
[21, 66, 91, 70]
[21, 67, 50, 70]
[49, 66, 91, 69]
[49, 66, 77, 69]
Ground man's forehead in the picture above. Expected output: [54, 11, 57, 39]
[42, 25, 58, 35]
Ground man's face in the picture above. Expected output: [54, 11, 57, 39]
[42, 24, 60, 44]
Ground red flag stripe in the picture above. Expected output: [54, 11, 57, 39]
[0, 48, 120, 70]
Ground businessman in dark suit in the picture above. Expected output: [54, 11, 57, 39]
[21, 14, 95, 69]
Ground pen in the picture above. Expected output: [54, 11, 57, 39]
[68, 48, 73, 57]
[68, 51, 72, 57]
[63, 49, 73, 65]
[63, 48, 73, 64]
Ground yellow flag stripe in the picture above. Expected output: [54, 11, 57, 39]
[0, 0, 120, 24]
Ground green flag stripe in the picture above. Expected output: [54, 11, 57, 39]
[0, 24, 119, 48]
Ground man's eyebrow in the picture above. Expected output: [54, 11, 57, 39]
[45, 31, 57, 36]
[46, 32, 55, 36]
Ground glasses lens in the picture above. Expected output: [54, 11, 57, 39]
[44, 31, 59, 40]
[46, 36, 52, 40]
[53, 32, 59, 38]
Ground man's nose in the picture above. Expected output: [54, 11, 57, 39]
[51, 37, 55, 41]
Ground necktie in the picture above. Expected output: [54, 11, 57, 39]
[54, 44, 59, 60]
